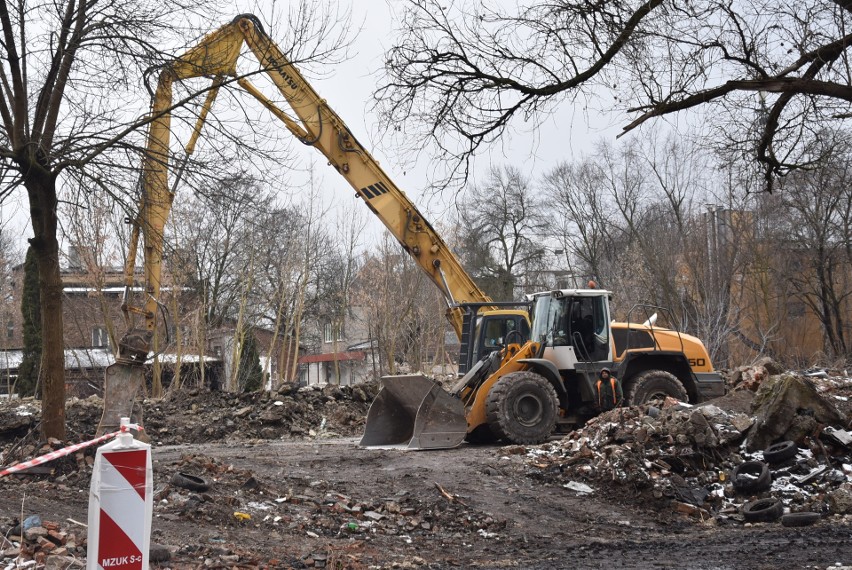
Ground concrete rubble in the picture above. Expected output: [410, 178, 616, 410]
[525, 361, 852, 526]
[0, 382, 378, 450]
[0, 383, 383, 567]
[2, 362, 852, 566]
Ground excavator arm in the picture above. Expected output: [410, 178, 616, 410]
[98, 14, 498, 434]
[126, 14, 491, 346]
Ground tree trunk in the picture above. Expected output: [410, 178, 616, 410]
[25, 169, 66, 440]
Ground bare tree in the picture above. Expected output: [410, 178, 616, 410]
[541, 132, 762, 365]
[456, 165, 547, 300]
[354, 234, 445, 374]
[168, 175, 275, 329]
[543, 155, 625, 288]
[377, 0, 852, 189]
[61, 187, 127, 353]
[774, 134, 852, 359]
[0, 0, 242, 438]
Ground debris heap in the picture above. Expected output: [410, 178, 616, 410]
[0, 382, 379, 451]
[527, 364, 852, 525]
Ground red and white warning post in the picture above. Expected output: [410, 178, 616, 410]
[87, 419, 153, 570]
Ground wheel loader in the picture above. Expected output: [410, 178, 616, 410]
[360, 287, 725, 449]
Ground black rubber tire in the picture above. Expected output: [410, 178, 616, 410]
[731, 461, 772, 493]
[465, 424, 497, 444]
[743, 498, 783, 522]
[485, 371, 558, 445]
[170, 472, 210, 492]
[625, 370, 688, 405]
[781, 512, 821, 527]
[763, 440, 798, 464]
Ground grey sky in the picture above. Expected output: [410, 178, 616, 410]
[0, 0, 621, 257]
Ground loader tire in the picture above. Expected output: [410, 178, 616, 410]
[485, 371, 558, 445]
[626, 369, 688, 405]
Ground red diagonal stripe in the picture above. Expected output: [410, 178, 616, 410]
[103, 449, 147, 500]
[98, 510, 143, 569]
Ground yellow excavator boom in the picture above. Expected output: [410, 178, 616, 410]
[98, 14, 500, 435]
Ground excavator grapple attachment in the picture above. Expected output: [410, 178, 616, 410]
[96, 362, 145, 436]
[360, 374, 467, 450]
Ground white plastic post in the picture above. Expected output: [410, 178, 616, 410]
[87, 417, 153, 570]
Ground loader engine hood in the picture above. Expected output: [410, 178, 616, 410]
[610, 322, 714, 372]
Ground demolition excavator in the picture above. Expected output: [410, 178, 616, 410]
[96, 14, 527, 439]
[98, 15, 725, 450]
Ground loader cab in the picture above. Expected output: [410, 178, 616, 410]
[529, 290, 612, 370]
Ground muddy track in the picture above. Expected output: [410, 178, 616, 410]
[4, 438, 847, 569]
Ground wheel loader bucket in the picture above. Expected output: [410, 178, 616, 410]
[96, 362, 145, 436]
[360, 374, 467, 450]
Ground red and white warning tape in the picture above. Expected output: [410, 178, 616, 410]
[0, 423, 143, 478]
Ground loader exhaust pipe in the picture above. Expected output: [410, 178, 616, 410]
[360, 374, 467, 450]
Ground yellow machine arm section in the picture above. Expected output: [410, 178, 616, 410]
[121, 14, 490, 356]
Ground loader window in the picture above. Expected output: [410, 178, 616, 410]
[567, 296, 609, 362]
[530, 295, 561, 343]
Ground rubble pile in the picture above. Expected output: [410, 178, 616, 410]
[142, 382, 378, 444]
[0, 514, 87, 569]
[1, 448, 507, 568]
[527, 400, 752, 491]
[726, 356, 786, 392]
[527, 364, 852, 525]
[0, 382, 379, 450]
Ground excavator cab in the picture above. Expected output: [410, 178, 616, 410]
[457, 303, 530, 375]
[471, 313, 530, 366]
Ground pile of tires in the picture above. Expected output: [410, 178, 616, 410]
[731, 461, 771, 493]
[733, 441, 819, 527]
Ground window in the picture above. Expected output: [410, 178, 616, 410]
[612, 328, 656, 357]
[92, 327, 109, 348]
[324, 322, 343, 343]
[6, 319, 13, 340]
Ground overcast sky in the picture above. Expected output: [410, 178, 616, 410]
[258, 0, 621, 246]
[0, 0, 622, 258]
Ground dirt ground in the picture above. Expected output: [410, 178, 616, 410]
[2, 372, 852, 569]
[3, 438, 852, 569]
